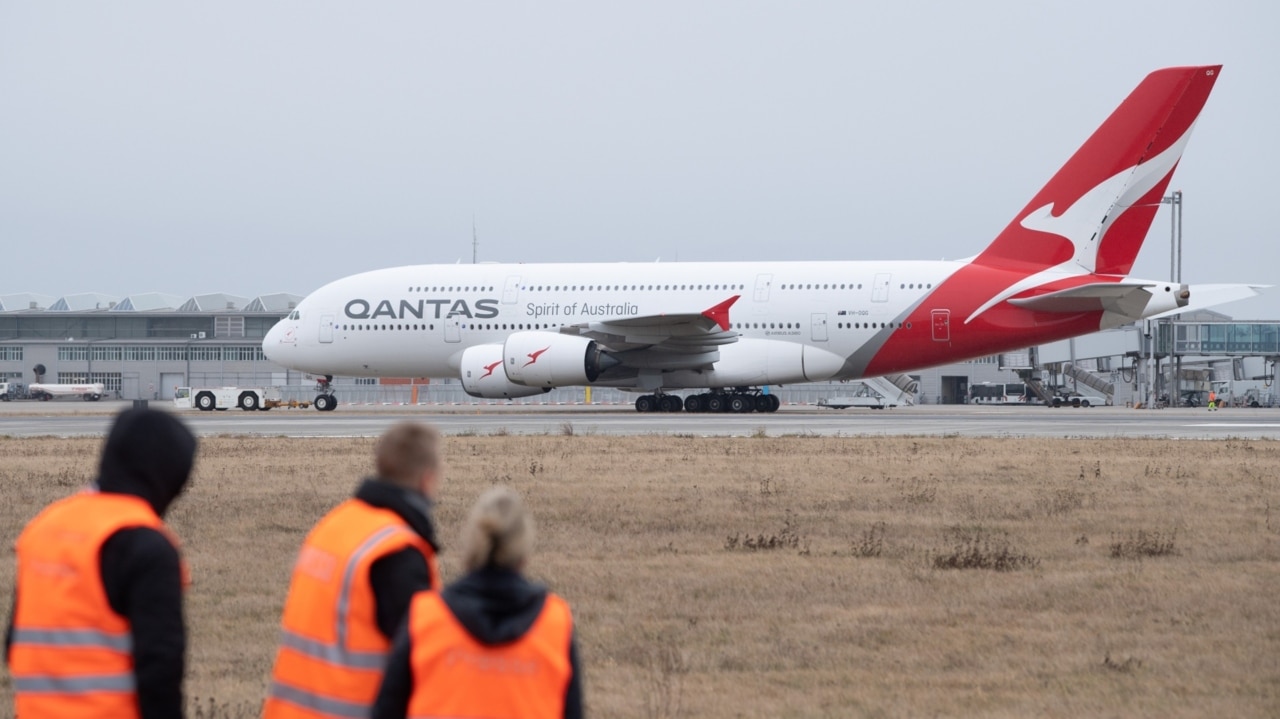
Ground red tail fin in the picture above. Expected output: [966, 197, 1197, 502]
[974, 66, 1221, 276]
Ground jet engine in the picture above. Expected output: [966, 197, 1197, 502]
[503, 332, 618, 388]
[459, 344, 551, 399]
[660, 338, 846, 388]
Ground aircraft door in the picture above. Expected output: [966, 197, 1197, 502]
[319, 314, 334, 344]
[444, 317, 461, 343]
[811, 313, 828, 342]
[872, 274, 892, 303]
[502, 275, 522, 305]
[753, 274, 773, 302]
[931, 309, 951, 342]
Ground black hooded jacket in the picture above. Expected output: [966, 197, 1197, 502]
[353, 478, 441, 638]
[6, 408, 197, 719]
[371, 567, 583, 719]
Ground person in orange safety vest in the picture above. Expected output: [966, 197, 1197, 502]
[6, 407, 198, 719]
[373, 486, 583, 719]
[264, 421, 444, 718]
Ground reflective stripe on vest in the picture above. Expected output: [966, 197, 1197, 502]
[265, 501, 437, 719]
[268, 680, 373, 719]
[406, 591, 573, 719]
[11, 627, 133, 652]
[12, 673, 137, 693]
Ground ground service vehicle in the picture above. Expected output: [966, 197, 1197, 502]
[173, 386, 312, 411]
[969, 382, 1035, 405]
[818, 384, 896, 410]
[1050, 392, 1107, 408]
[3, 382, 107, 401]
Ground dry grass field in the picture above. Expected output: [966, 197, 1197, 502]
[1, 431, 1278, 718]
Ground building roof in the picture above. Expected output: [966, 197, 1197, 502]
[245, 293, 304, 312]
[0, 293, 57, 312]
[111, 293, 186, 312]
[0, 291, 297, 314]
[48, 293, 120, 311]
[176, 293, 251, 312]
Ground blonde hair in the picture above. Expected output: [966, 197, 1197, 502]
[461, 486, 534, 572]
[375, 422, 441, 489]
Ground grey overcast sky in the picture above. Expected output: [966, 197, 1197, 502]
[2, 2, 1277, 317]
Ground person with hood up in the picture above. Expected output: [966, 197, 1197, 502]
[372, 486, 583, 719]
[6, 407, 198, 719]
[264, 421, 444, 719]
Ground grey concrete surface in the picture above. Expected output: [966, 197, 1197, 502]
[2, 400, 1279, 439]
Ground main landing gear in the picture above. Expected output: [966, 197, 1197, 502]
[314, 375, 339, 412]
[633, 390, 781, 413]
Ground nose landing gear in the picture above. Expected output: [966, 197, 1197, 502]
[314, 375, 338, 412]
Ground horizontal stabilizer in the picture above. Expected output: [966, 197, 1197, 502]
[1007, 282, 1182, 315]
[1147, 284, 1269, 319]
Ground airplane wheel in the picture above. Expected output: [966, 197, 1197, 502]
[729, 395, 751, 413]
[754, 395, 771, 412]
[662, 395, 683, 412]
[635, 395, 655, 413]
[684, 395, 702, 413]
[314, 394, 334, 412]
[706, 395, 725, 412]
[767, 395, 781, 412]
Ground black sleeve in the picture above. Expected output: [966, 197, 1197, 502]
[564, 631, 583, 719]
[4, 590, 14, 664]
[371, 619, 414, 719]
[100, 527, 186, 719]
[368, 547, 433, 639]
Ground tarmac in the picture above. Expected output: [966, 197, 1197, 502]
[3, 398, 1280, 440]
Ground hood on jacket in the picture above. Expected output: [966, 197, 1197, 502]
[442, 567, 549, 646]
[355, 478, 440, 550]
[96, 408, 197, 516]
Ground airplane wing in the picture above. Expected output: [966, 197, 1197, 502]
[561, 296, 741, 370]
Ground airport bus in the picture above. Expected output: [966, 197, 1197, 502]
[968, 382, 1035, 405]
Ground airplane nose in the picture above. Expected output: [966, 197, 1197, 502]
[262, 321, 289, 364]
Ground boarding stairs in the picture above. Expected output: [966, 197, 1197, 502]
[863, 374, 918, 406]
[1061, 362, 1115, 398]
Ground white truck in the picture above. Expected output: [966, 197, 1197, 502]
[173, 386, 311, 411]
[1, 382, 107, 401]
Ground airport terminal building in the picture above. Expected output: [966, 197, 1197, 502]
[2, 291, 1275, 408]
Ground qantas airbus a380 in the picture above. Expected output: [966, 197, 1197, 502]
[264, 65, 1260, 412]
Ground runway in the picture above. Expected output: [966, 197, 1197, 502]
[3, 402, 1279, 439]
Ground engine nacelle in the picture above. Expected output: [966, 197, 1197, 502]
[660, 338, 846, 388]
[503, 332, 616, 388]
[459, 343, 551, 399]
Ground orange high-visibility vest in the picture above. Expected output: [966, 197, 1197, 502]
[10, 490, 176, 719]
[264, 499, 439, 719]
[405, 591, 573, 719]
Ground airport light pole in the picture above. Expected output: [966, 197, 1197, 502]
[1161, 191, 1183, 407]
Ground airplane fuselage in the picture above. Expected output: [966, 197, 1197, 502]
[263, 258, 1173, 388]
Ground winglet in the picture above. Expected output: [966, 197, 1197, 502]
[702, 295, 740, 331]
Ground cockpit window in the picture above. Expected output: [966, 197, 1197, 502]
[288, 311, 301, 320]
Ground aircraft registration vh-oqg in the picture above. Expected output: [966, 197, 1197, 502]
[264, 65, 1260, 413]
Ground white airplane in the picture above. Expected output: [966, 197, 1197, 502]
[264, 65, 1260, 412]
